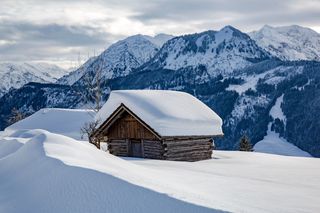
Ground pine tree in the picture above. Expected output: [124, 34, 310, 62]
[7, 108, 25, 125]
[239, 135, 253, 151]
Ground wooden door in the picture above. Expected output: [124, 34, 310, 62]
[129, 139, 143, 158]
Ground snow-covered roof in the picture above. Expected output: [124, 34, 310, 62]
[96, 90, 223, 137]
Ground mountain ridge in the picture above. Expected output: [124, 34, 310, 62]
[58, 34, 173, 86]
[249, 25, 320, 61]
[0, 62, 68, 97]
[141, 26, 271, 77]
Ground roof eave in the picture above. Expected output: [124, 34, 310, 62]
[161, 133, 224, 139]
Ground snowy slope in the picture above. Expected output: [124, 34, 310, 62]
[254, 95, 311, 157]
[57, 57, 97, 85]
[250, 25, 320, 61]
[0, 127, 319, 213]
[0, 62, 68, 97]
[144, 26, 270, 76]
[5, 108, 95, 140]
[226, 65, 302, 95]
[254, 124, 312, 157]
[226, 68, 277, 95]
[58, 34, 172, 85]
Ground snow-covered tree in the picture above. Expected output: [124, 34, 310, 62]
[239, 135, 253, 151]
[7, 108, 25, 125]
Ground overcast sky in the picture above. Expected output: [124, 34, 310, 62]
[1, 0, 319, 68]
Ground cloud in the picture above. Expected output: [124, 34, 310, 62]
[127, 0, 320, 32]
[0, 20, 117, 67]
[0, 0, 319, 68]
[0, 21, 107, 46]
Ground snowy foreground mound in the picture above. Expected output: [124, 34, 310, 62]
[0, 108, 319, 212]
[5, 108, 95, 140]
[1, 127, 320, 213]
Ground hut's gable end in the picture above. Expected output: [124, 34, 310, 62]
[104, 111, 164, 159]
[107, 111, 158, 140]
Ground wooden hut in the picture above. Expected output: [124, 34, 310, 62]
[91, 90, 223, 161]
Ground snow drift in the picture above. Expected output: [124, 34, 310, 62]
[0, 129, 219, 213]
[1, 107, 319, 212]
[1, 127, 320, 213]
[5, 108, 95, 140]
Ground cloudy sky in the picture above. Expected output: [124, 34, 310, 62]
[1, 0, 319, 68]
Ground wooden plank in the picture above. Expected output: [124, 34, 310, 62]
[165, 142, 212, 148]
[141, 139, 145, 157]
[126, 139, 130, 156]
[165, 150, 212, 160]
[166, 156, 211, 162]
[164, 139, 212, 145]
[163, 137, 213, 142]
[165, 147, 212, 155]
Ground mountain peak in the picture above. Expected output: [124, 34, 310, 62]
[143, 28, 270, 76]
[249, 25, 320, 61]
[217, 26, 235, 37]
[110, 33, 173, 49]
[0, 62, 68, 97]
[259, 24, 319, 36]
[217, 25, 250, 41]
[58, 34, 169, 85]
[113, 34, 154, 47]
[220, 25, 238, 32]
[261, 24, 273, 29]
[142, 34, 174, 47]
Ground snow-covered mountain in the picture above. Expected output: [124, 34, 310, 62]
[0, 62, 68, 97]
[143, 26, 271, 76]
[58, 34, 173, 85]
[249, 25, 320, 61]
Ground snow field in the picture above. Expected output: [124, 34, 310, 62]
[0, 108, 319, 212]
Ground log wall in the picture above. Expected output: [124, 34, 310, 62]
[163, 138, 213, 161]
[107, 138, 213, 161]
[108, 139, 128, 157]
[142, 140, 165, 159]
[108, 139, 165, 159]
